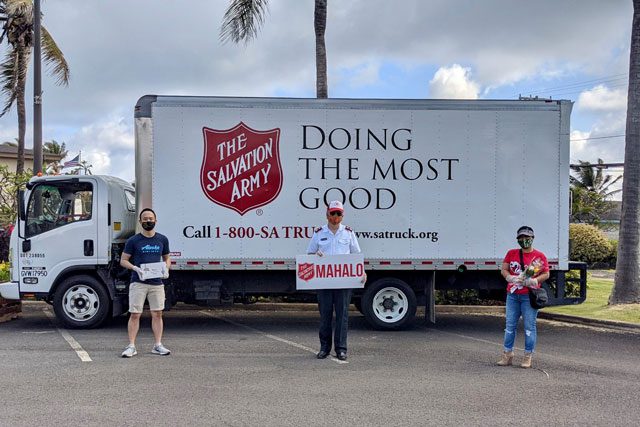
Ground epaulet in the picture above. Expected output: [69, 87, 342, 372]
[314, 226, 323, 233]
[345, 226, 353, 232]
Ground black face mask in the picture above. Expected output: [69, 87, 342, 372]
[141, 221, 155, 231]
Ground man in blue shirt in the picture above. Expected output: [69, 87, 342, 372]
[120, 208, 171, 357]
[307, 200, 366, 361]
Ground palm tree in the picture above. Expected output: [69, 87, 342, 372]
[69, 159, 91, 176]
[220, 0, 328, 98]
[570, 159, 622, 224]
[0, 0, 70, 175]
[611, 0, 640, 305]
[79, 160, 92, 175]
[43, 139, 67, 157]
[570, 159, 622, 197]
[43, 139, 66, 174]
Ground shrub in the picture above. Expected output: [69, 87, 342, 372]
[605, 239, 618, 268]
[0, 261, 9, 282]
[569, 223, 613, 265]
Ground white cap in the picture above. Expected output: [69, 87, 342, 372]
[328, 200, 344, 212]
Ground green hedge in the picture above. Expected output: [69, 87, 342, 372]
[570, 223, 615, 266]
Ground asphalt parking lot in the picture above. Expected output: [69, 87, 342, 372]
[1, 302, 639, 426]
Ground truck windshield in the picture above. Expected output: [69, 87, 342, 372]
[25, 182, 93, 237]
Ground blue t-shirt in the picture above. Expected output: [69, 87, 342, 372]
[123, 232, 170, 285]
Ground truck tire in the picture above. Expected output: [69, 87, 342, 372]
[53, 275, 110, 329]
[361, 278, 417, 330]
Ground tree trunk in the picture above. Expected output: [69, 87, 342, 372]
[314, 0, 328, 99]
[611, 0, 640, 304]
[15, 48, 28, 175]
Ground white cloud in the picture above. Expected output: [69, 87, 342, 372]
[73, 117, 133, 151]
[570, 129, 591, 159]
[329, 0, 631, 87]
[428, 65, 480, 99]
[571, 113, 625, 167]
[577, 85, 627, 112]
[0, 0, 632, 181]
[64, 117, 135, 180]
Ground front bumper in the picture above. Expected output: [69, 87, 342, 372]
[0, 281, 19, 300]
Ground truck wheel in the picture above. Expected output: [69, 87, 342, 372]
[362, 278, 417, 330]
[53, 275, 110, 329]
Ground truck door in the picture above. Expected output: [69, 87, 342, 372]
[18, 180, 97, 295]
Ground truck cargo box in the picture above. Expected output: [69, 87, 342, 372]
[135, 96, 571, 271]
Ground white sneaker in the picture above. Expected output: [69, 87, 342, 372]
[152, 343, 171, 355]
[121, 345, 137, 358]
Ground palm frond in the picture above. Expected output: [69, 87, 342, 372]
[41, 26, 69, 86]
[569, 176, 583, 187]
[0, 47, 19, 116]
[570, 158, 623, 198]
[43, 140, 67, 156]
[220, 0, 269, 44]
[5, 0, 33, 17]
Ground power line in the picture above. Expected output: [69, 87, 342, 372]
[570, 134, 625, 141]
[539, 83, 628, 98]
[523, 73, 626, 92]
[536, 78, 627, 95]
[512, 73, 628, 98]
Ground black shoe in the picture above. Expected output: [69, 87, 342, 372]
[316, 350, 329, 359]
[337, 351, 347, 361]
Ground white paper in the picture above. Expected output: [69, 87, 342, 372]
[139, 262, 168, 281]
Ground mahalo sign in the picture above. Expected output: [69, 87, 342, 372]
[296, 254, 365, 290]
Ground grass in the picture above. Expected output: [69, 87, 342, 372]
[543, 277, 640, 324]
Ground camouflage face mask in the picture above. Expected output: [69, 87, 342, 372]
[518, 238, 533, 249]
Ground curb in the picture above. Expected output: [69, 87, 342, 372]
[538, 311, 640, 331]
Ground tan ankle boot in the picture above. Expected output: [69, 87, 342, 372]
[521, 353, 533, 369]
[496, 351, 514, 366]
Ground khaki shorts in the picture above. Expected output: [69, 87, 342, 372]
[128, 282, 165, 313]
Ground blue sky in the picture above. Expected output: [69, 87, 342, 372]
[0, 0, 632, 191]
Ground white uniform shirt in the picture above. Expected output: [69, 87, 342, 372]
[306, 224, 361, 256]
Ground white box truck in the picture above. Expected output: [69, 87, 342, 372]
[0, 96, 586, 329]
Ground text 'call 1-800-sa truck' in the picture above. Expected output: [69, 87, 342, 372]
[0, 96, 586, 329]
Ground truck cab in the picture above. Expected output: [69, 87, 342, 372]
[0, 175, 136, 328]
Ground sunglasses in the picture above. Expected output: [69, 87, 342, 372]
[329, 211, 343, 217]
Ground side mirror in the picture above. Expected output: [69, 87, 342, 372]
[18, 190, 26, 221]
[22, 239, 31, 252]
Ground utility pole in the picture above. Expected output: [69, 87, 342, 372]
[33, 0, 43, 176]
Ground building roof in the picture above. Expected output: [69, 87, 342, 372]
[0, 144, 64, 161]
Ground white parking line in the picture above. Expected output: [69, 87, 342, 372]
[430, 328, 504, 347]
[43, 309, 92, 362]
[200, 311, 348, 365]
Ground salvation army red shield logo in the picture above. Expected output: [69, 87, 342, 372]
[201, 122, 283, 215]
[298, 262, 315, 282]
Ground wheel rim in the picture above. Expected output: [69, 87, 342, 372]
[372, 286, 408, 324]
[62, 285, 100, 322]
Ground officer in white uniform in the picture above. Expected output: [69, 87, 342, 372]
[307, 200, 366, 361]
